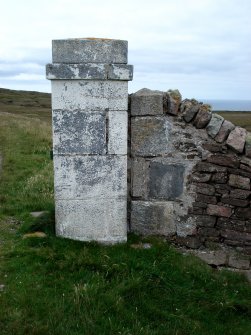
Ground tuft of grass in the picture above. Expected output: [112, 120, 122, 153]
[0, 88, 251, 334]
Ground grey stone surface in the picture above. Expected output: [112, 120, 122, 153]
[214, 120, 235, 143]
[206, 113, 224, 138]
[54, 155, 127, 200]
[56, 198, 127, 243]
[51, 80, 128, 111]
[131, 88, 164, 116]
[131, 117, 171, 156]
[131, 158, 149, 198]
[108, 111, 128, 155]
[193, 105, 212, 128]
[53, 110, 106, 154]
[131, 201, 176, 236]
[46, 63, 107, 80]
[149, 161, 185, 200]
[191, 250, 227, 266]
[180, 100, 200, 122]
[165, 89, 182, 116]
[245, 132, 251, 158]
[52, 38, 128, 64]
[108, 64, 133, 81]
[226, 126, 247, 153]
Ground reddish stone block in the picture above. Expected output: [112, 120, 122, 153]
[207, 204, 232, 217]
[206, 154, 239, 168]
[193, 105, 212, 129]
[226, 126, 247, 153]
[228, 174, 250, 190]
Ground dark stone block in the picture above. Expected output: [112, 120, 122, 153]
[195, 162, 227, 173]
[216, 218, 246, 232]
[196, 215, 216, 227]
[211, 172, 228, 184]
[196, 194, 217, 204]
[235, 207, 251, 219]
[206, 154, 239, 168]
[195, 183, 215, 195]
[190, 172, 211, 183]
[149, 162, 185, 200]
[221, 196, 249, 207]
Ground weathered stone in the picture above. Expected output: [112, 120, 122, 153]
[202, 143, 227, 153]
[215, 184, 231, 194]
[165, 89, 182, 115]
[149, 162, 185, 200]
[130, 201, 176, 236]
[198, 227, 220, 237]
[108, 64, 134, 80]
[235, 207, 251, 219]
[131, 88, 164, 116]
[206, 154, 239, 168]
[216, 218, 245, 231]
[131, 158, 149, 198]
[228, 255, 250, 269]
[206, 114, 224, 138]
[190, 172, 212, 183]
[53, 110, 106, 154]
[241, 156, 251, 167]
[180, 99, 200, 122]
[196, 215, 216, 227]
[196, 194, 217, 204]
[228, 168, 251, 179]
[226, 126, 247, 153]
[193, 104, 212, 129]
[51, 80, 128, 111]
[221, 196, 249, 207]
[195, 162, 226, 173]
[230, 189, 251, 199]
[108, 111, 127, 155]
[192, 250, 227, 266]
[207, 204, 232, 217]
[245, 132, 251, 158]
[195, 183, 215, 195]
[52, 38, 128, 64]
[228, 174, 250, 190]
[131, 117, 171, 156]
[175, 236, 201, 249]
[214, 120, 235, 143]
[211, 172, 228, 184]
[240, 164, 251, 173]
[221, 229, 251, 243]
[176, 216, 197, 237]
[54, 155, 127, 200]
[56, 198, 127, 243]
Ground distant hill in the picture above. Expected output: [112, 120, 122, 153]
[0, 88, 51, 121]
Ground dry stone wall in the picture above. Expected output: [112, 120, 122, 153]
[129, 88, 251, 269]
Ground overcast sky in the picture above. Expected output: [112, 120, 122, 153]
[0, 0, 250, 99]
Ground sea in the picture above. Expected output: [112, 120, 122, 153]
[202, 99, 251, 112]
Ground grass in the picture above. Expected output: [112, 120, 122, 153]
[217, 111, 251, 132]
[0, 88, 251, 334]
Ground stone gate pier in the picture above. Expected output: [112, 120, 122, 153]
[46, 38, 133, 243]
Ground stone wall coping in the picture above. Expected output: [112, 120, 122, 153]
[46, 63, 133, 81]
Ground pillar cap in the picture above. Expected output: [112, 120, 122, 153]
[52, 38, 128, 64]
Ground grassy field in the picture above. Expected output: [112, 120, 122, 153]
[0, 88, 251, 334]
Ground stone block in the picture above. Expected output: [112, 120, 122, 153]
[228, 255, 250, 269]
[195, 162, 226, 173]
[241, 157, 251, 167]
[230, 189, 251, 199]
[131, 88, 164, 116]
[131, 158, 149, 198]
[245, 132, 251, 158]
[216, 218, 245, 231]
[193, 105, 212, 128]
[51, 80, 128, 111]
[148, 161, 185, 200]
[53, 110, 106, 154]
[108, 111, 127, 155]
[52, 38, 128, 64]
[196, 194, 217, 204]
[165, 89, 182, 116]
[207, 204, 232, 217]
[191, 250, 227, 266]
[180, 99, 200, 122]
[190, 172, 212, 183]
[235, 207, 251, 219]
[54, 155, 127, 200]
[211, 172, 228, 184]
[228, 174, 250, 190]
[46, 63, 107, 80]
[196, 215, 216, 227]
[206, 154, 239, 168]
[55, 198, 127, 243]
[131, 117, 171, 156]
[195, 183, 215, 196]
[221, 195, 249, 207]
[226, 126, 247, 153]
[131, 201, 175, 236]
[108, 64, 133, 80]
[214, 120, 235, 143]
[206, 114, 224, 138]
[221, 229, 251, 243]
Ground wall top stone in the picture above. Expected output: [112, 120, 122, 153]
[52, 38, 128, 64]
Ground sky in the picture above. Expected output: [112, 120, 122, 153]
[0, 0, 250, 100]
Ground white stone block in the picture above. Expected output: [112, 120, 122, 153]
[108, 111, 128, 155]
[54, 155, 127, 200]
[53, 110, 106, 154]
[51, 80, 128, 111]
[55, 198, 127, 243]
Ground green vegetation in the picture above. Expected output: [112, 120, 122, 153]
[217, 111, 251, 132]
[0, 89, 251, 334]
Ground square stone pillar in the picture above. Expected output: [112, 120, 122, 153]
[46, 38, 133, 243]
